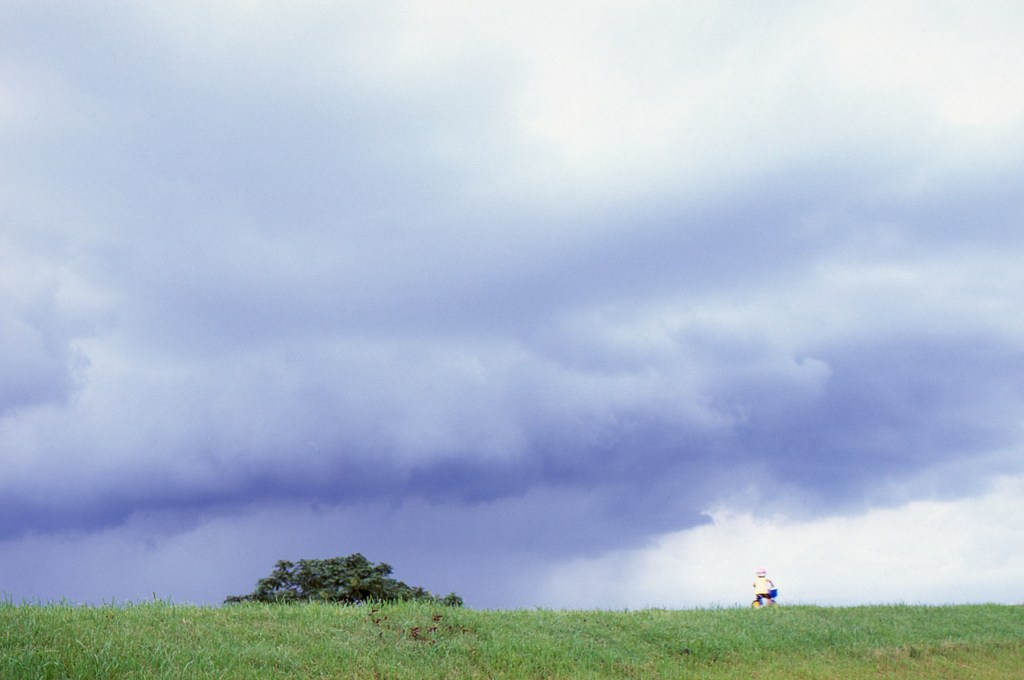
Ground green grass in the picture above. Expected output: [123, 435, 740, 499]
[1, 600, 1021, 678]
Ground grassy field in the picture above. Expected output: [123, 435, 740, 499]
[1, 600, 1021, 678]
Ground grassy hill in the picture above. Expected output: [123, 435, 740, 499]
[1, 600, 1021, 678]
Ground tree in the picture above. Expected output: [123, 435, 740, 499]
[224, 553, 463, 606]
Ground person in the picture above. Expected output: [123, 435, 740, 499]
[752, 568, 776, 607]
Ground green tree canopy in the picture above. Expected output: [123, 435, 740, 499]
[225, 553, 462, 606]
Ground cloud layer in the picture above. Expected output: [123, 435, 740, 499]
[2, 1, 1023, 607]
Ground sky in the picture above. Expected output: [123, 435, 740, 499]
[2, 1, 1023, 609]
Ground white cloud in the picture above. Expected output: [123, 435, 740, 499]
[821, 1, 1024, 130]
[129, 1, 1024, 194]
[539, 473, 1024, 608]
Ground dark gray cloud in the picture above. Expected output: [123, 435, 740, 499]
[2, 0, 1024, 607]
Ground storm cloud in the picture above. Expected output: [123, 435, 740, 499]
[2, 1, 1023, 607]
